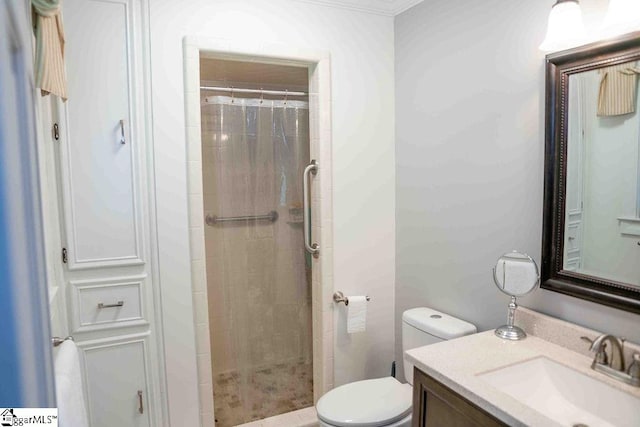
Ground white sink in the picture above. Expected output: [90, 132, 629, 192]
[478, 356, 640, 427]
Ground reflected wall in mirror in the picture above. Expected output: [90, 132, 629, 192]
[565, 62, 640, 286]
[542, 31, 640, 313]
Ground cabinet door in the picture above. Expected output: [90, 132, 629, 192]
[82, 339, 151, 427]
[412, 368, 506, 427]
[58, 0, 144, 270]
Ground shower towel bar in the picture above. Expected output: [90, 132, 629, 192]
[205, 211, 279, 225]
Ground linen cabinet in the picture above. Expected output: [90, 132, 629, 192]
[46, 0, 163, 425]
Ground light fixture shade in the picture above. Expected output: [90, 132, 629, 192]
[600, 0, 640, 38]
[539, 0, 588, 52]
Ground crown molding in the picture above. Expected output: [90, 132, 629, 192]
[292, 0, 424, 16]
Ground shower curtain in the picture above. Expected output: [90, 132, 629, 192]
[200, 95, 313, 426]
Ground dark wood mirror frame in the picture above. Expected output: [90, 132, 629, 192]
[542, 31, 640, 314]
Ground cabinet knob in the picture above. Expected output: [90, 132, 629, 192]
[137, 390, 144, 414]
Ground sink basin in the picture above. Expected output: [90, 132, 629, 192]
[478, 356, 640, 427]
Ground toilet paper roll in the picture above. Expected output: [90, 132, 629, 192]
[347, 296, 367, 334]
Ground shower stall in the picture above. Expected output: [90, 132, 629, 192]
[199, 67, 313, 426]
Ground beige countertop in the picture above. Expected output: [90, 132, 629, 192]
[405, 330, 640, 427]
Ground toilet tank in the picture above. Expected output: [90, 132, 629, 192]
[402, 307, 476, 385]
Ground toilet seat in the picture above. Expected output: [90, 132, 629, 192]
[316, 377, 412, 427]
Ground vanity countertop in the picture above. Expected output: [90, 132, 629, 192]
[405, 330, 640, 427]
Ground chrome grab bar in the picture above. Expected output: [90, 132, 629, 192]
[205, 211, 278, 225]
[303, 160, 320, 257]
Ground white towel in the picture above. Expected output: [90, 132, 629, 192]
[496, 259, 538, 296]
[347, 296, 367, 334]
[55, 341, 89, 427]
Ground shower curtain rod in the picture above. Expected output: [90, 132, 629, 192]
[200, 85, 307, 97]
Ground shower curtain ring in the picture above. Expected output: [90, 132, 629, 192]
[284, 89, 288, 106]
[231, 86, 235, 103]
[260, 88, 264, 104]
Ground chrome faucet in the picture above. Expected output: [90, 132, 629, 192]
[589, 334, 624, 370]
[582, 335, 640, 387]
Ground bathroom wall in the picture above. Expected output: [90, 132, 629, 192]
[395, 0, 640, 381]
[149, 0, 396, 420]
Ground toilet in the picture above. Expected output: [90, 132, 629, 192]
[316, 307, 477, 427]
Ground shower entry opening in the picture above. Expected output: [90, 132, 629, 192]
[199, 58, 315, 426]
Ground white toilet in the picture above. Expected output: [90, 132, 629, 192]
[316, 307, 477, 427]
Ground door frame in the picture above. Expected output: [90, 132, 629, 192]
[176, 35, 335, 424]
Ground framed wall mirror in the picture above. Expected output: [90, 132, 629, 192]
[542, 31, 640, 314]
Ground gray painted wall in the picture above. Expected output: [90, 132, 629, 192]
[394, 0, 640, 381]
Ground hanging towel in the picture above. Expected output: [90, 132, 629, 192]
[55, 340, 89, 427]
[32, 0, 68, 100]
[597, 62, 640, 117]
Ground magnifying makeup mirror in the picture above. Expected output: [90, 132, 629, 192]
[492, 251, 540, 340]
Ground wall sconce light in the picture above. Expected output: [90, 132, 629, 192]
[600, 0, 640, 38]
[540, 0, 640, 52]
[539, 0, 588, 52]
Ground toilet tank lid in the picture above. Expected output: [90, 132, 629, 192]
[402, 307, 477, 339]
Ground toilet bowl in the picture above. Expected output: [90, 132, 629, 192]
[316, 377, 412, 427]
[316, 307, 476, 427]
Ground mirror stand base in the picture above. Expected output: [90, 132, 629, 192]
[495, 325, 527, 341]
[495, 295, 528, 340]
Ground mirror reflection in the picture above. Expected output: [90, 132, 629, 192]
[493, 251, 539, 297]
[564, 60, 640, 287]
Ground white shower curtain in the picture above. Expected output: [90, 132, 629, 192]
[200, 95, 313, 426]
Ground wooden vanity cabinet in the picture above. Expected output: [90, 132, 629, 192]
[412, 368, 507, 427]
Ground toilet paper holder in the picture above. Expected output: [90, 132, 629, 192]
[333, 291, 370, 306]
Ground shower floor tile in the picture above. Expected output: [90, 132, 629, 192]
[213, 359, 313, 427]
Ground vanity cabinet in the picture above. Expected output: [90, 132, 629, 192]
[412, 368, 506, 427]
[41, 0, 163, 426]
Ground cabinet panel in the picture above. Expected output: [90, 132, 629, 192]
[60, 0, 143, 269]
[81, 339, 151, 427]
[412, 368, 506, 427]
[70, 276, 146, 333]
